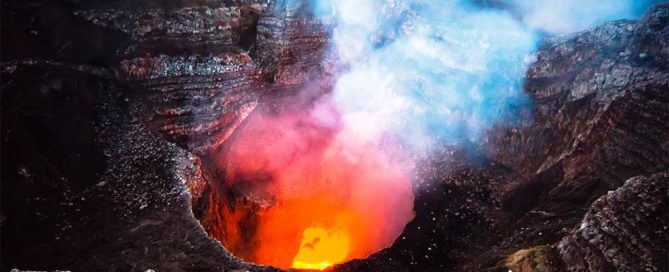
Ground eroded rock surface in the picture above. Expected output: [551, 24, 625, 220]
[558, 172, 668, 272]
[1, 0, 667, 271]
[469, 4, 669, 271]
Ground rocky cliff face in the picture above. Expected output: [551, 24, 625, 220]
[484, 3, 668, 208]
[488, 9, 668, 168]
[1, 0, 667, 271]
[474, 4, 669, 271]
[73, 2, 329, 155]
[558, 172, 668, 272]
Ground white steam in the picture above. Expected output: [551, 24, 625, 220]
[283, 0, 660, 156]
[510, 0, 661, 34]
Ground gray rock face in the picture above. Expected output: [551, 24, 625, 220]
[74, 5, 263, 55]
[1, 0, 331, 270]
[558, 172, 668, 272]
[484, 3, 669, 215]
[73, 4, 267, 156]
[70, 1, 329, 156]
[0, 61, 275, 271]
[119, 53, 263, 155]
[467, 4, 669, 271]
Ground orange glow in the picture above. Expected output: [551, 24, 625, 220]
[209, 96, 414, 270]
[292, 227, 349, 270]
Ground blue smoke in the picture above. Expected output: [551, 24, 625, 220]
[279, 0, 660, 154]
[509, 0, 664, 34]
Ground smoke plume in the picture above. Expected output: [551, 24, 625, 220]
[213, 0, 661, 269]
[301, 0, 661, 155]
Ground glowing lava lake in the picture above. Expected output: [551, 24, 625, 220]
[200, 96, 415, 270]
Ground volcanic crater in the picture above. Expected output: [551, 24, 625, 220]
[1, 1, 668, 272]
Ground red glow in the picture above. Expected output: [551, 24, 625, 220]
[213, 94, 414, 270]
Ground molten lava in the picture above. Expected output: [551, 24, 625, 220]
[292, 227, 349, 270]
[210, 94, 414, 270]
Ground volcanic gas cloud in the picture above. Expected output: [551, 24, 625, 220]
[214, 92, 414, 270]
[204, 0, 660, 269]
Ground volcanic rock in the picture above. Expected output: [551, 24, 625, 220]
[557, 172, 668, 272]
[484, 3, 669, 201]
[469, 3, 669, 271]
[1, 0, 667, 271]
